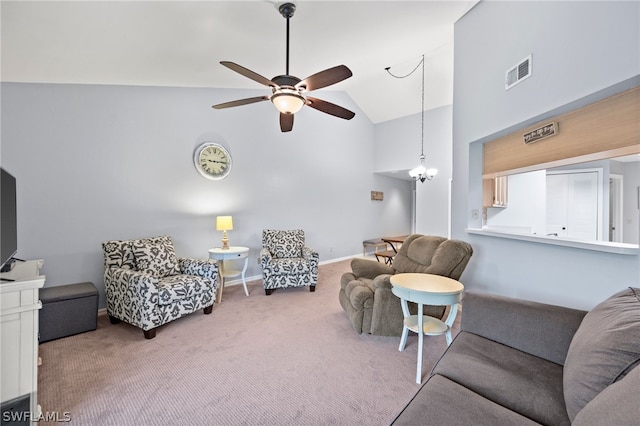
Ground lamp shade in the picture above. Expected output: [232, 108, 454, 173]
[271, 90, 305, 114]
[216, 216, 233, 231]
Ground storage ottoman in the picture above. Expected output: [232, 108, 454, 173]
[39, 282, 98, 343]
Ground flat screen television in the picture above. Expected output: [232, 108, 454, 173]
[1, 168, 18, 272]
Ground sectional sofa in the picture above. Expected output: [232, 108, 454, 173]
[391, 288, 640, 425]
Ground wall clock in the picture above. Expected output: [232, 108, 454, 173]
[194, 142, 232, 180]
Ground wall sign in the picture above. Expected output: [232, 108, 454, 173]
[371, 191, 384, 201]
[523, 121, 558, 144]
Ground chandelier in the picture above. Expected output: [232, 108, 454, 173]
[386, 55, 438, 183]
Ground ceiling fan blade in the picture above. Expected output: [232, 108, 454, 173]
[280, 113, 294, 132]
[296, 65, 353, 92]
[306, 97, 355, 120]
[220, 61, 275, 87]
[212, 96, 269, 109]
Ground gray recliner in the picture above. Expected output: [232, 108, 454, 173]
[339, 234, 473, 336]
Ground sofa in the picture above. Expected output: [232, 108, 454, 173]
[392, 287, 640, 425]
[339, 235, 473, 336]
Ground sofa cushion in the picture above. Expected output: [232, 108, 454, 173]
[572, 364, 640, 426]
[432, 331, 569, 426]
[131, 236, 181, 277]
[391, 374, 540, 426]
[563, 287, 640, 422]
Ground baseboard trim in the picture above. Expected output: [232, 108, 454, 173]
[224, 253, 363, 287]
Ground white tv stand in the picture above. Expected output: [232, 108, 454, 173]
[0, 259, 45, 424]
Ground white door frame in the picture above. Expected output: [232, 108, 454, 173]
[609, 174, 624, 242]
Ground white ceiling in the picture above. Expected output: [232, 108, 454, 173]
[1, 0, 478, 124]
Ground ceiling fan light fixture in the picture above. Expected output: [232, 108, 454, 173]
[212, 2, 354, 132]
[271, 89, 306, 114]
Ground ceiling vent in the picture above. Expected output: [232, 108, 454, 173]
[505, 55, 532, 90]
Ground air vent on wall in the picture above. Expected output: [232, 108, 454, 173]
[505, 55, 532, 90]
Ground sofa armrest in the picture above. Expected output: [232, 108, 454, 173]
[461, 290, 587, 365]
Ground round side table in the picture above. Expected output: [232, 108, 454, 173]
[390, 273, 464, 384]
[208, 246, 250, 303]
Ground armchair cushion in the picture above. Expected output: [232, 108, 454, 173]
[563, 287, 640, 422]
[393, 237, 472, 278]
[131, 236, 180, 277]
[267, 257, 313, 275]
[103, 239, 136, 270]
[263, 229, 304, 258]
[157, 274, 213, 306]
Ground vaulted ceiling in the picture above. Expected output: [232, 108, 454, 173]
[1, 1, 478, 123]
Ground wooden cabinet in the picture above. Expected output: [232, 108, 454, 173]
[1, 260, 45, 424]
[483, 176, 508, 208]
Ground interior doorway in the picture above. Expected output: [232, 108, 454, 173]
[546, 169, 603, 241]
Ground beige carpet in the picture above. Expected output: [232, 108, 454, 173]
[37, 259, 459, 425]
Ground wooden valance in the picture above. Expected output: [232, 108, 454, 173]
[483, 86, 640, 177]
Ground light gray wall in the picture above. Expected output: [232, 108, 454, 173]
[374, 105, 452, 237]
[1, 82, 412, 307]
[452, 1, 640, 309]
[415, 105, 452, 237]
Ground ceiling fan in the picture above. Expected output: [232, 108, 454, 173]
[212, 2, 355, 133]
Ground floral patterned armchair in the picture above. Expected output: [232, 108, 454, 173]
[260, 229, 319, 295]
[102, 235, 218, 339]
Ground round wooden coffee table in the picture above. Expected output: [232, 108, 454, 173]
[390, 273, 464, 384]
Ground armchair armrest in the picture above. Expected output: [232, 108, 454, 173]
[302, 246, 319, 265]
[461, 290, 587, 365]
[178, 257, 218, 282]
[259, 247, 273, 268]
[371, 274, 393, 291]
[350, 258, 394, 280]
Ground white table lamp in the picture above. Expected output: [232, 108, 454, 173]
[216, 216, 233, 250]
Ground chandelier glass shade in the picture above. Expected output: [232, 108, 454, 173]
[409, 154, 438, 182]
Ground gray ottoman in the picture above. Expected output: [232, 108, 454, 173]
[39, 282, 98, 343]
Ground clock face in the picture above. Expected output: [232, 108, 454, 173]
[194, 143, 232, 180]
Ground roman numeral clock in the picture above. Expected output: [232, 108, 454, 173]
[194, 142, 232, 180]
